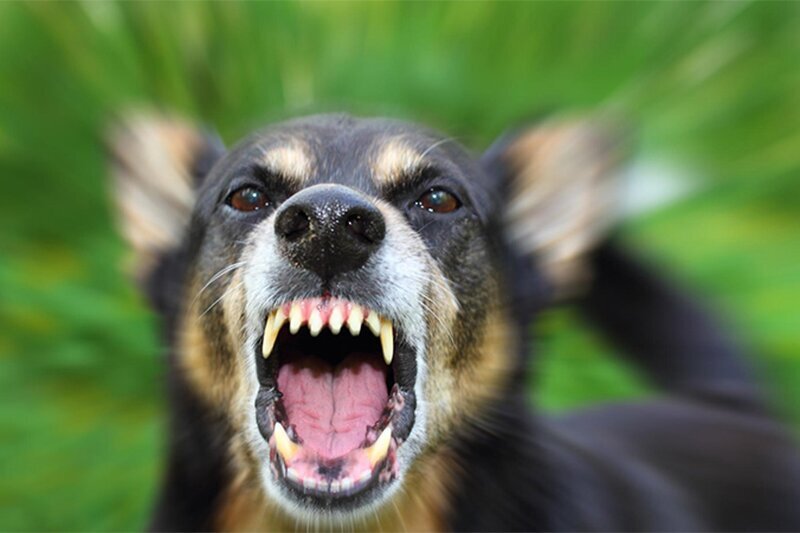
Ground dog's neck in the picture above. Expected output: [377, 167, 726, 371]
[444, 389, 558, 531]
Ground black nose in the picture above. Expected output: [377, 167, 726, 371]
[274, 185, 386, 281]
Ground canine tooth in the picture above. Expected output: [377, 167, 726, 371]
[287, 467, 300, 482]
[341, 477, 353, 491]
[308, 308, 323, 336]
[366, 310, 381, 336]
[380, 319, 393, 365]
[262, 312, 277, 359]
[289, 303, 303, 334]
[347, 306, 363, 336]
[273, 423, 299, 462]
[329, 307, 344, 334]
[367, 426, 392, 467]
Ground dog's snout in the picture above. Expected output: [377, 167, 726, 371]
[274, 185, 385, 280]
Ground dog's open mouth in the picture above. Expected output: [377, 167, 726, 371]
[254, 297, 417, 505]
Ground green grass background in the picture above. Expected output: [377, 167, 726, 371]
[0, 2, 798, 530]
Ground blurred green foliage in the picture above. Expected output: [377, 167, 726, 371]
[0, 2, 798, 530]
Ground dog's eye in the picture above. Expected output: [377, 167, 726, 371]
[415, 188, 460, 214]
[228, 187, 269, 212]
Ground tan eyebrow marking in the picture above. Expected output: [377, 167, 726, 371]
[258, 140, 314, 183]
[371, 137, 429, 186]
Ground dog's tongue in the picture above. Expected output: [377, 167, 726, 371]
[277, 353, 388, 459]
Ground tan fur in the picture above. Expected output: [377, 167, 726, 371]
[258, 141, 315, 184]
[179, 316, 216, 400]
[462, 302, 517, 413]
[180, 270, 251, 418]
[371, 137, 427, 186]
[503, 118, 625, 297]
[109, 114, 208, 282]
[425, 287, 516, 439]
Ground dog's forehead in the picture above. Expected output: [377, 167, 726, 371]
[227, 115, 472, 192]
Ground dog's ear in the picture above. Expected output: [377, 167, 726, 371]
[481, 115, 630, 298]
[107, 112, 225, 283]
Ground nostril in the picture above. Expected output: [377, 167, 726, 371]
[346, 211, 385, 244]
[346, 214, 368, 242]
[276, 206, 311, 242]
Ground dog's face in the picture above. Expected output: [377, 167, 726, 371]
[185, 115, 512, 519]
[110, 112, 623, 525]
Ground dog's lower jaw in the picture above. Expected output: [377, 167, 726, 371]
[215, 439, 456, 532]
[216, 390, 555, 532]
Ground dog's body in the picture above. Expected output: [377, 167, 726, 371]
[110, 113, 800, 531]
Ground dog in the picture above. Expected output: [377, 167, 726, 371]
[109, 112, 800, 531]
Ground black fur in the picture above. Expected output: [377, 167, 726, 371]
[447, 239, 800, 531]
[144, 242, 232, 530]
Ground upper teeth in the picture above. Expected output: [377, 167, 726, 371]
[347, 306, 363, 335]
[262, 300, 394, 366]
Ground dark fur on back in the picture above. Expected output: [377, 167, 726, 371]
[445, 239, 800, 530]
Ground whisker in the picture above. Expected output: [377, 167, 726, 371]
[378, 272, 459, 349]
[193, 260, 247, 303]
[199, 280, 244, 317]
[416, 136, 458, 164]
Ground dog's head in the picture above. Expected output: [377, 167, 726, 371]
[110, 113, 624, 524]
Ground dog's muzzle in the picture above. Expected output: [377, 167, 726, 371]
[249, 185, 421, 511]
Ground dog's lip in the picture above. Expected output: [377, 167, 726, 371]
[252, 296, 418, 505]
